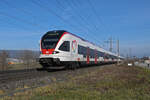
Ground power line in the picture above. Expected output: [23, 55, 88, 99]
[0, 12, 47, 29]
[0, 18, 46, 38]
[4, 0, 103, 45]
[2, 0, 36, 18]
[1, 0, 83, 37]
[53, 0, 87, 31]
[86, 0, 106, 30]
[31, 0, 103, 46]
[73, 0, 100, 31]
[87, 0, 116, 38]
[65, 0, 104, 45]
[55, 0, 96, 37]
[61, 0, 105, 46]
[1, 0, 71, 34]
[30, 0, 90, 38]
[72, 0, 107, 46]
[55, 0, 66, 10]
[30, 0, 79, 30]
[1, 0, 105, 47]
[2, 0, 74, 31]
[68, 0, 98, 32]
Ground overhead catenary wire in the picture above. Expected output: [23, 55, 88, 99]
[2, 0, 102, 43]
[86, 0, 116, 49]
[86, 0, 112, 34]
[54, 0, 99, 38]
[30, 0, 103, 46]
[30, 0, 80, 30]
[65, 0, 104, 45]
[86, 0, 106, 30]
[1, 0, 67, 35]
[2, 0, 72, 31]
[1, 0, 51, 31]
[66, 0, 98, 32]
[71, 0, 100, 31]
[55, 0, 86, 28]
[0, 18, 46, 37]
[1, 0, 105, 47]
[30, 0, 87, 38]
[55, 0, 66, 10]
[0, 11, 47, 29]
[46, 0, 104, 46]
[0, 0, 83, 37]
[53, 0, 88, 33]
[2, 0, 36, 18]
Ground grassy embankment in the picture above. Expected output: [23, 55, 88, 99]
[2, 65, 150, 100]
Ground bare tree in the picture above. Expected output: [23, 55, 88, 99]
[0, 50, 9, 70]
[21, 50, 36, 69]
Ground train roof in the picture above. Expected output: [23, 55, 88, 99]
[46, 30, 96, 46]
[47, 30, 67, 33]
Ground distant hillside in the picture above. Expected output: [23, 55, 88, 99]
[0, 50, 40, 58]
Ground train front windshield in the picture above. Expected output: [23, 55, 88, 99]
[41, 31, 64, 49]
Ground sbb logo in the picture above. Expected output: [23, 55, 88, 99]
[72, 40, 77, 53]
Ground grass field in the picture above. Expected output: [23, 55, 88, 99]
[2, 64, 150, 100]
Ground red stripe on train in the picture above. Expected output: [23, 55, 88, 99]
[95, 50, 98, 64]
[87, 47, 90, 64]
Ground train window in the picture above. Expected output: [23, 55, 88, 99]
[104, 53, 109, 59]
[78, 45, 83, 54]
[97, 51, 104, 57]
[59, 41, 70, 52]
[41, 31, 64, 49]
[78, 45, 87, 57]
[89, 49, 95, 58]
[78, 45, 82, 54]
[101, 52, 105, 57]
[113, 56, 115, 59]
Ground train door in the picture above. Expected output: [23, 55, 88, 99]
[95, 50, 98, 64]
[71, 40, 78, 61]
[87, 47, 90, 64]
[104, 53, 108, 62]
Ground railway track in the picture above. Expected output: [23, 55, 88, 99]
[0, 63, 116, 85]
[0, 68, 48, 84]
[0, 67, 67, 85]
[0, 68, 37, 74]
[0, 64, 113, 84]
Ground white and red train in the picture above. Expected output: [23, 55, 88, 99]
[39, 30, 123, 69]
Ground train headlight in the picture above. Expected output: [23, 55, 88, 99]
[52, 51, 59, 54]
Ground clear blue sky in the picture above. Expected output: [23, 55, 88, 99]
[0, 0, 150, 57]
